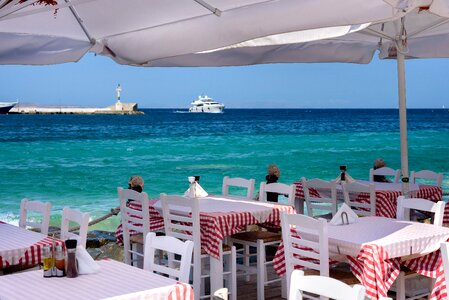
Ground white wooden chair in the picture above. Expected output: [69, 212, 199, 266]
[394, 196, 445, 300]
[143, 232, 194, 283]
[229, 181, 295, 300]
[281, 212, 360, 298]
[118, 187, 151, 267]
[60, 207, 89, 248]
[410, 170, 443, 187]
[301, 177, 337, 219]
[440, 242, 449, 297]
[222, 176, 255, 200]
[161, 193, 237, 300]
[19, 198, 51, 235]
[288, 270, 366, 300]
[369, 166, 401, 183]
[342, 181, 376, 216]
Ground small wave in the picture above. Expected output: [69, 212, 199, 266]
[174, 110, 189, 114]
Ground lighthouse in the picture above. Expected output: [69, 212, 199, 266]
[115, 83, 123, 111]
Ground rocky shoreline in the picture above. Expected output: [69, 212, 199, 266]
[85, 230, 124, 262]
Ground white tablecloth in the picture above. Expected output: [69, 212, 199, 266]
[328, 216, 449, 258]
[0, 259, 193, 300]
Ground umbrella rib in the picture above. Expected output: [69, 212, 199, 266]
[0, 0, 39, 20]
[64, 0, 95, 44]
[192, 0, 221, 16]
[362, 27, 394, 41]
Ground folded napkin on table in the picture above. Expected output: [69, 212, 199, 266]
[334, 172, 355, 184]
[77, 245, 100, 275]
[183, 182, 208, 198]
[329, 203, 358, 226]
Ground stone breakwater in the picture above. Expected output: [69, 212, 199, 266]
[9, 106, 143, 115]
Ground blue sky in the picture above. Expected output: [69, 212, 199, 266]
[1, 53, 449, 109]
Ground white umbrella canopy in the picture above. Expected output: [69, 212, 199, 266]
[0, 0, 426, 65]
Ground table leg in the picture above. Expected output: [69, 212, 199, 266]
[295, 197, 304, 214]
[210, 243, 224, 296]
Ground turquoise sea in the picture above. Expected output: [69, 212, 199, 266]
[1, 109, 448, 231]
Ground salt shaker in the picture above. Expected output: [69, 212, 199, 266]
[65, 239, 78, 278]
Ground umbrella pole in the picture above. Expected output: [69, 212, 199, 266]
[396, 51, 410, 197]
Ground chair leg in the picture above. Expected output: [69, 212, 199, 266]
[230, 246, 237, 300]
[396, 271, 406, 300]
[257, 240, 265, 300]
[244, 244, 251, 282]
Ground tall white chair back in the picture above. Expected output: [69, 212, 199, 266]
[60, 207, 90, 248]
[143, 232, 194, 283]
[410, 170, 443, 187]
[342, 181, 376, 216]
[288, 270, 366, 300]
[301, 177, 337, 218]
[281, 212, 329, 295]
[259, 182, 296, 206]
[369, 167, 400, 183]
[396, 196, 445, 226]
[19, 198, 51, 235]
[222, 176, 255, 199]
[118, 187, 151, 266]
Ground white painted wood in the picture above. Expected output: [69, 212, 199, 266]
[143, 232, 194, 284]
[118, 187, 151, 266]
[60, 207, 89, 248]
[259, 182, 296, 206]
[222, 176, 255, 200]
[440, 242, 449, 299]
[369, 167, 401, 183]
[301, 177, 337, 218]
[160, 193, 237, 300]
[288, 270, 366, 300]
[19, 198, 51, 235]
[281, 212, 329, 296]
[341, 181, 376, 216]
[396, 196, 445, 227]
[410, 170, 443, 187]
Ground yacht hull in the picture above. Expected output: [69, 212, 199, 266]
[0, 102, 17, 114]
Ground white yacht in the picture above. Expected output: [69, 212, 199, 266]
[188, 95, 224, 113]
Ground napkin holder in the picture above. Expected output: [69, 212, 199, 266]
[76, 246, 100, 275]
[329, 203, 358, 226]
[184, 177, 208, 198]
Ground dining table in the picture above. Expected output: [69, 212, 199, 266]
[115, 194, 295, 294]
[273, 216, 449, 300]
[0, 259, 193, 300]
[293, 179, 443, 221]
[0, 221, 63, 270]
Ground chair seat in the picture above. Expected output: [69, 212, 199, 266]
[231, 231, 282, 243]
[304, 268, 360, 285]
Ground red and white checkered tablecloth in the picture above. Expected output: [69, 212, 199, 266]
[273, 216, 449, 300]
[115, 196, 295, 259]
[0, 222, 64, 269]
[294, 181, 443, 220]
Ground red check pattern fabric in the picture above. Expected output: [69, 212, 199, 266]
[168, 282, 194, 300]
[347, 245, 400, 299]
[115, 199, 294, 259]
[115, 199, 165, 246]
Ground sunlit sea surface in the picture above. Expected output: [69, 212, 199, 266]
[1, 109, 448, 231]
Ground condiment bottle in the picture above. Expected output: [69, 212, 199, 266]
[340, 165, 347, 182]
[54, 245, 65, 277]
[42, 245, 53, 278]
[65, 239, 78, 278]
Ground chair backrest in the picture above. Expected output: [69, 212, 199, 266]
[289, 269, 366, 300]
[118, 187, 151, 264]
[301, 177, 337, 218]
[440, 242, 449, 296]
[19, 198, 51, 235]
[143, 232, 194, 283]
[60, 207, 90, 248]
[281, 212, 329, 295]
[396, 196, 445, 226]
[342, 181, 376, 216]
[410, 170, 443, 187]
[369, 167, 400, 183]
[259, 182, 296, 206]
[222, 176, 255, 199]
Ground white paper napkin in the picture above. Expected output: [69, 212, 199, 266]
[334, 172, 355, 184]
[76, 245, 100, 275]
[183, 182, 209, 198]
[329, 203, 358, 226]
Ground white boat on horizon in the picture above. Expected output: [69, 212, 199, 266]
[0, 101, 18, 114]
[188, 95, 224, 113]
